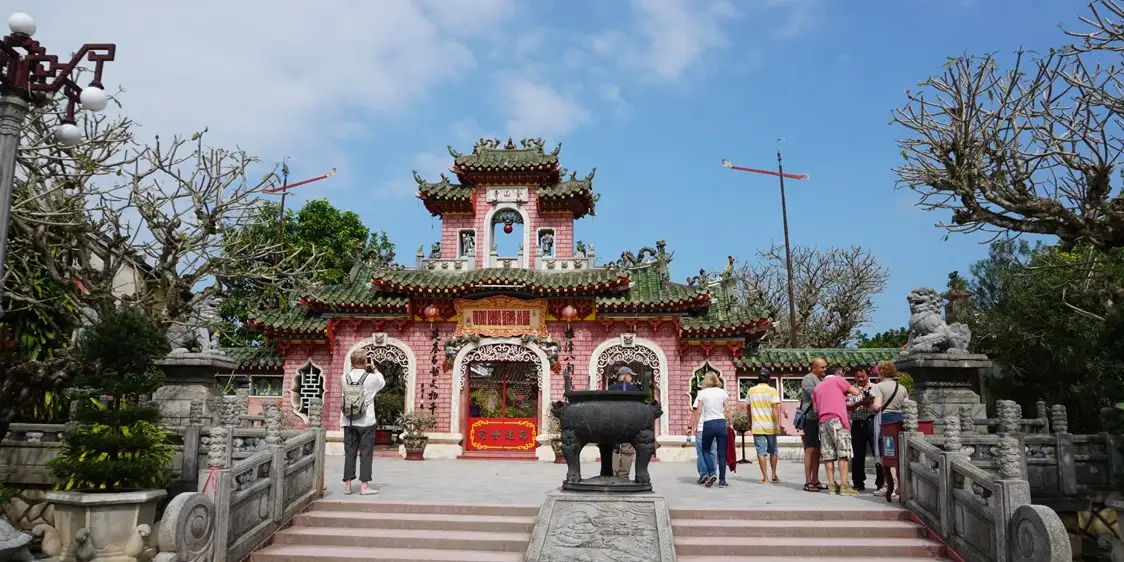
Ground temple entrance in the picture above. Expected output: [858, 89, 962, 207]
[361, 342, 411, 451]
[464, 361, 540, 454]
[593, 340, 665, 440]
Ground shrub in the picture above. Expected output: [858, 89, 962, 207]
[48, 308, 173, 492]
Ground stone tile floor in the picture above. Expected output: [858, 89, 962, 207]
[323, 456, 900, 510]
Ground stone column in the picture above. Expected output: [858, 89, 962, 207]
[236, 387, 250, 427]
[894, 352, 992, 431]
[958, 405, 976, 436]
[307, 397, 323, 428]
[1050, 405, 1068, 434]
[221, 396, 239, 427]
[943, 416, 961, 453]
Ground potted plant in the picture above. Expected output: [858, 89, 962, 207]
[547, 412, 564, 463]
[731, 409, 752, 464]
[375, 390, 405, 446]
[398, 412, 436, 461]
[46, 308, 173, 560]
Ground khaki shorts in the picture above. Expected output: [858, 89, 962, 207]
[819, 417, 853, 461]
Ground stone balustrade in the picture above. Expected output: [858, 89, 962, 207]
[898, 400, 1071, 561]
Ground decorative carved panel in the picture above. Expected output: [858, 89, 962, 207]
[457, 343, 543, 387]
[594, 344, 661, 388]
[292, 360, 324, 421]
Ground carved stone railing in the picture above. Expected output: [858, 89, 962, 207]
[535, 256, 595, 271]
[899, 405, 1071, 561]
[152, 426, 326, 562]
[418, 256, 475, 272]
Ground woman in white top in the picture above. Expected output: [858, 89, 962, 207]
[339, 349, 385, 495]
[688, 373, 731, 488]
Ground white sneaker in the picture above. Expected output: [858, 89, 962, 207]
[873, 487, 887, 496]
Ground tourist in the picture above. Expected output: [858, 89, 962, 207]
[812, 364, 862, 495]
[692, 404, 718, 484]
[748, 369, 785, 483]
[799, 357, 828, 492]
[608, 366, 640, 478]
[871, 360, 908, 498]
[846, 366, 880, 492]
[339, 349, 386, 496]
[688, 372, 731, 488]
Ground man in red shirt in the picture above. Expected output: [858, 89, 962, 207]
[812, 365, 862, 495]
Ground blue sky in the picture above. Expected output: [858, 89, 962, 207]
[21, 0, 1083, 333]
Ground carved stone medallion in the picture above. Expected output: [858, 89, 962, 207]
[525, 493, 674, 562]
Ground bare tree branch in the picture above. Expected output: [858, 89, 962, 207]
[734, 244, 889, 348]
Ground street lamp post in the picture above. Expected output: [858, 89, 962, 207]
[0, 12, 116, 316]
[722, 153, 810, 348]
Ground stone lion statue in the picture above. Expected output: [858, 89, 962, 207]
[167, 294, 222, 353]
[906, 287, 971, 354]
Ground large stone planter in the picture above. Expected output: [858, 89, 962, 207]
[45, 489, 166, 562]
[403, 436, 427, 461]
[552, 390, 663, 492]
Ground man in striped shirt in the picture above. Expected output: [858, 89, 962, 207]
[748, 370, 785, 483]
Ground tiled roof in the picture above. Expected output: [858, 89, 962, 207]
[246, 308, 328, 337]
[414, 171, 475, 215]
[220, 346, 283, 370]
[302, 281, 409, 312]
[734, 348, 904, 372]
[596, 264, 710, 312]
[450, 138, 560, 173]
[678, 280, 769, 336]
[538, 169, 598, 218]
[370, 268, 630, 296]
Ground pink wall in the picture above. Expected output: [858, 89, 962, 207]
[277, 319, 777, 437]
[436, 184, 577, 268]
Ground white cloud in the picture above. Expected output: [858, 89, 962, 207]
[375, 152, 454, 199]
[501, 78, 591, 140]
[9, 1, 516, 164]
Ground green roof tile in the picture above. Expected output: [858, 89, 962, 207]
[450, 138, 560, 172]
[413, 171, 475, 201]
[596, 264, 709, 311]
[247, 308, 328, 336]
[303, 281, 409, 311]
[371, 268, 629, 295]
[538, 170, 595, 200]
[220, 346, 283, 370]
[735, 348, 904, 372]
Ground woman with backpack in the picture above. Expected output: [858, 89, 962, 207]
[340, 349, 386, 495]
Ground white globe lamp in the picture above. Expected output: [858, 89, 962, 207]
[80, 87, 109, 112]
[55, 123, 82, 146]
[7, 13, 35, 36]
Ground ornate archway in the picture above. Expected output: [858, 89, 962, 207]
[451, 339, 550, 435]
[588, 334, 670, 435]
[343, 333, 417, 416]
[481, 203, 531, 268]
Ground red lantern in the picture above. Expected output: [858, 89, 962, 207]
[503, 223, 513, 234]
[423, 304, 440, 321]
[561, 304, 578, 323]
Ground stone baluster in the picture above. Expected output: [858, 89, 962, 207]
[221, 396, 239, 427]
[208, 396, 224, 426]
[1051, 405, 1068, 434]
[996, 436, 1024, 480]
[188, 399, 204, 426]
[943, 416, 962, 453]
[958, 405, 975, 435]
[263, 401, 283, 445]
[236, 387, 250, 427]
[1037, 400, 1049, 433]
[997, 400, 1021, 434]
[307, 397, 323, 428]
[206, 426, 231, 470]
[903, 400, 920, 432]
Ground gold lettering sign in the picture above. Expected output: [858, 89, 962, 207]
[454, 296, 548, 338]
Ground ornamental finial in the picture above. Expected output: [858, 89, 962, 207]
[585, 167, 596, 181]
[551, 143, 562, 157]
[447, 145, 462, 158]
[505, 137, 516, 149]
[412, 170, 425, 185]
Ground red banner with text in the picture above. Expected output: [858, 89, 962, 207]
[466, 418, 538, 451]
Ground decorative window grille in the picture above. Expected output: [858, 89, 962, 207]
[688, 361, 723, 406]
[292, 361, 324, 420]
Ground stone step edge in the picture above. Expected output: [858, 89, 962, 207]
[674, 536, 943, 546]
[297, 510, 537, 523]
[276, 526, 532, 542]
[673, 519, 921, 528]
[252, 544, 522, 562]
[310, 499, 541, 515]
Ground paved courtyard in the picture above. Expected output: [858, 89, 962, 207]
[322, 456, 900, 510]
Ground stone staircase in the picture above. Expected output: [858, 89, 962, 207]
[250, 499, 537, 561]
[672, 507, 952, 560]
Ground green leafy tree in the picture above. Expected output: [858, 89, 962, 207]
[48, 308, 173, 491]
[218, 199, 397, 346]
[965, 240, 1124, 432]
[856, 328, 909, 349]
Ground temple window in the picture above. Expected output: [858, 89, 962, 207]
[780, 377, 804, 402]
[250, 375, 284, 398]
[537, 229, 555, 258]
[736, 374, 779, 401]
[292, 360, 325, 421]
[458, 229, 477, 258]
[491, 208, 524, 261]
[688, 361, 724, 406]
